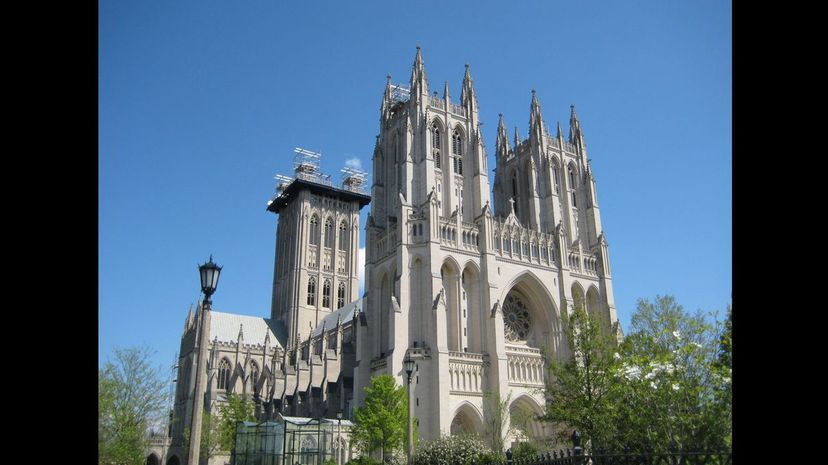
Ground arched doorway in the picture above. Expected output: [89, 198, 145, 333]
[165, 455, 180, 465]
[146, 454, 160, 465]
[450, 402, 484, 436]
[510, 395, 546, 448]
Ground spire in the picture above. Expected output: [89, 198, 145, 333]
[496, 113, 510, 159]
[443, 80, 450, 101]
[514, 126, 521, 148]
[529, 89, 545, 139]
[569, 104, 582, 143]
[460, 63, 477, 110]
[381, 74, 393, 121]
[238, 324, 244, 342]
[409, 45, 428, 96]
[557, 121, 563, 139]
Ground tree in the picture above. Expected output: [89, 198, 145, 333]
[351, 374, 408, 463]
[99, 346, 169, 465]
[480, 390, 511, 454]
[183, 393, 256, 459]
[613, 296, 731, 452]
[541, 300, 619, 451]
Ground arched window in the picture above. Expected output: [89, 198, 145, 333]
[307, 277, 316, 305]
[568, 166, 577, 207]
[452, 130, 462, 155]
[452, 130, 463, 175]
[432, 123, 442, 169]
[338, 221, 348, 251]
[324, 218, 334, 248]
[178, 358, 191, 400]
[511, 174, 519, 216]
[323, 280, 331, 308]
[218, 358, 231, 390]
[552, 164, 560, 194]
[249, 361, 259, 393]
[337, 282, 346, 308]
[309, 215, 319, 246]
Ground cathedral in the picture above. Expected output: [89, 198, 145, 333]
[149, 47, 620, 465]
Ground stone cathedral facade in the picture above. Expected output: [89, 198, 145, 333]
[151, 47, 620, 465]
[355, 47, 618, 444]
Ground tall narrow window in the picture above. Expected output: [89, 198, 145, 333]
[338, 221, 348, 251]
[452, 130, 463, 175]
[309, 215, 319, 246]
[553, 165, 560, 194]
[337, 282, 346, 309]
[323, 280, 331, 308]
[512, 175, 519, 216]
[249, 361, 259, 393]
[307, 277, 316, 305]
[218, 358, 231, 390]
[324, 218, 334, 248]
[569, 167, 577, 207]
[433, 122, 442, 169]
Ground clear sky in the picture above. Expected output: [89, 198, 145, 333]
[99, 0, 731, 371]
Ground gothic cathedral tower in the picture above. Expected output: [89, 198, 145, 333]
[268, 153, 370, 349]
[355, 48, 619, 446]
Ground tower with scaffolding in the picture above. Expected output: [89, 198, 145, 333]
[267, 146, 370, 345]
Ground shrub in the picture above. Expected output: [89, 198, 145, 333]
[511, 442, 539, 462]
[345, 456, 383, 465]
[412, 434, 495, 465]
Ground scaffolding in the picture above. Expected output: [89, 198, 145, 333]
[292, 147, 332, 187]
[340, 166, 368, 194]
[389, 84, 410, 104]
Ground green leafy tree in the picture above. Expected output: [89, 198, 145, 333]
[99, 346, 169, 465]
[480, 391, 512, 454]
[613, 296, 731, 452]
[352, 374, 408, 463]
[542, 301, 619, 451]
[183, 393, 256, 458]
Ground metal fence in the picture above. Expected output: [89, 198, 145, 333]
[473, 432, 731, 465]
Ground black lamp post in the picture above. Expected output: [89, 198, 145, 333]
[198, 254, 222, 307]
[403, 354, 417, 465]
[188, 255, 222, 465]
[336, 411, 343, 465]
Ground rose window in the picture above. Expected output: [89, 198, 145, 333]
[503, 294, 531, 342]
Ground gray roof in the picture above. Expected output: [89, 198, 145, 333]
[310, 298, 362, 338]
[210, 311, 284, 349]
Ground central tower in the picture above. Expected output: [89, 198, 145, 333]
[355, 48, 619, 446]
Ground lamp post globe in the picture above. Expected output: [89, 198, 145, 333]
[198, 254, 222, 305]
[403, 355, 416, 379]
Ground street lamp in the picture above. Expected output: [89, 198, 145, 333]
[198, 254, 222, 307]
[188, 255, 222, 465]
[336, 411, 343, 465]
[403, 354, 417, 465]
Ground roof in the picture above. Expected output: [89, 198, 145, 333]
[278, 414, 355, 426]
[310, 298, 362, 338]
[210, 311, 284, 349]
[266, 178, 371, 213]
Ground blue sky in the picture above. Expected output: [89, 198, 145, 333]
[99, 0, 731, 371]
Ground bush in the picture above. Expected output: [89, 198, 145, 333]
[345, 456, 383, 465]
[511, 442, 538, 462]
[412, 434, 495, 465]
